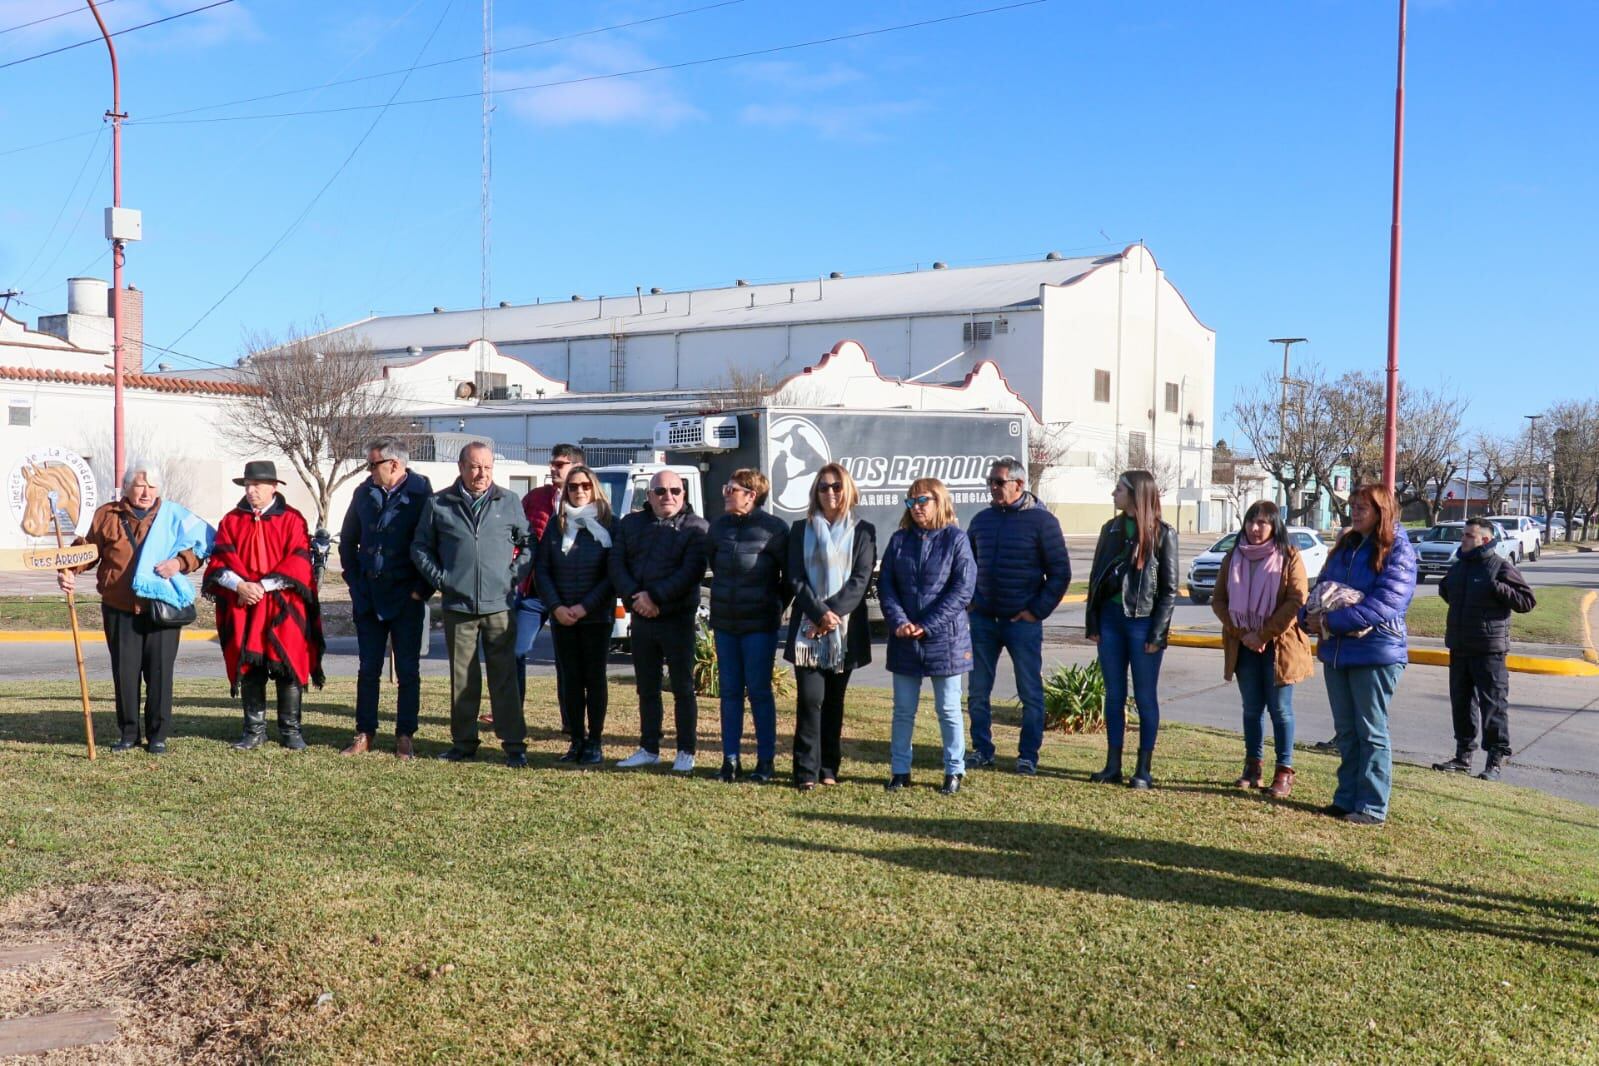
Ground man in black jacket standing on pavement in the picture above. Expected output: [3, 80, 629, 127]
[610, 469, 710, 774]
[1431, 518, 1536, 781]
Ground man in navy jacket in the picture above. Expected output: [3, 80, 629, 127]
[965, 459, 1071, 774]
[338, 436, 433, 758]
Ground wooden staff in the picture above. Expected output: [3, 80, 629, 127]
[49, 491, 96, 761]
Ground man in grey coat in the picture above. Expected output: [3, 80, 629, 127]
[411, 442, 533, 766]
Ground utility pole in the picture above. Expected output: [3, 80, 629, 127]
[1269, 337, 1308, 511]
[1382, 0, 1408, 490]
[87, 0, 139, 496]
[1461, 447, 1472, 519]
[1523, 413, 1542, 516]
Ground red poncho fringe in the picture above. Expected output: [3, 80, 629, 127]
[204, 496, 326, 692]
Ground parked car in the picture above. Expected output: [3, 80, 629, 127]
[1186, 526, 1327, 605]
[1484, 514, 1542, 562]
[1534, 515, 1567, 541]
[1415, 521, 1515, 582]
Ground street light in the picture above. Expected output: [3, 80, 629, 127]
[1523, 413, 1542, 516]
[1269, 338, 1308, 510]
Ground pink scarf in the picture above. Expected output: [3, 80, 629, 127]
[1226, 539, 1283, 633]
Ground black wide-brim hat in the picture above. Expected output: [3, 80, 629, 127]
[233, 459, 286, 486]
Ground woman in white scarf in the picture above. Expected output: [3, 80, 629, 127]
[783, 463, 877, 790]
[533, 465, 616, 766]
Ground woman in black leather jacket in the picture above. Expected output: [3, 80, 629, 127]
[1084, 469, 1178, 789]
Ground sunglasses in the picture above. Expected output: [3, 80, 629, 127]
[905, 495, 933, 508]
[816, 481, 844, 494]
[366, 458, 395, 471]
[566, 481, 594, 493]
[722, 484, 752, 495]
[987, 476, 1019, 487]
[651, 486, 684, 498]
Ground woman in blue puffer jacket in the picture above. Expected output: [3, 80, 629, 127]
[877, 478, 977, 796]
[1301, 483, 1417, 826]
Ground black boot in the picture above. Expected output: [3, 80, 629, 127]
[276, 682, 307, 750]
[1478, 753, 1506, 781]
[719, 756, 742, 783]
[233, 674, 267, 750]
[1128, 748, 1155, 790]
[748, 759, 774, 784]
[884, 772, 911, 793]
[557, 740, 583, 763]
[1432, 751, 1473, 774]
[939, 774, 962, 796]
[1089, 745, 1123, 784]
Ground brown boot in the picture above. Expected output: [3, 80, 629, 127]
[395, 735, 415, 761]
[341, 732, 374, 756]
[1233, 757, 1263, 789]
[1266, 765, 1296, 798]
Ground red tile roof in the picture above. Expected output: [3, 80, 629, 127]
[0, 365, 261, 396]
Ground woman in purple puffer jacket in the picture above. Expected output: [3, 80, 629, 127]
[1301, 483, 1417, 827]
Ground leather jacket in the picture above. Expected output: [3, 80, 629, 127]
[1084, 516, 1179, 646]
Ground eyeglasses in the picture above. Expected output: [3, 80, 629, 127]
[722, 483, 752, 496]
[986, 476, 1019, 487]
[566, 481, 594, 493]
[651, 486, 684, 498]
[366, 458, 395, 471]
[905, 495, 933, 508]
[550, 459, 572, 470]
[816, 481, 844, 494]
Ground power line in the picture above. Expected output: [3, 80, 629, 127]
[18, 137, 114, 294]
[0, 128, 102, 160]
[131, 0, 1050, 126]
[136, 0, 749, 123]
[0, 0, 235, 71]
[164, 0, 459, 353]
[0, 0, 119, 37]
[9, 126, 107, 291]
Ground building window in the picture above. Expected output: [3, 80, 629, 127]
[1094, 369, 1111, 403]
[8, 402, 30, 427]
[1165, 382, 1180, 413]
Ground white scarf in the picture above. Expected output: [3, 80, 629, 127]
[560, 502, 611, 554]
[795, 511, 857, 671]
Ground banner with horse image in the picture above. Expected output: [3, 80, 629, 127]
[7, 446, 99, 540]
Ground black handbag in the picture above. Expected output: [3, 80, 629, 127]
[119, 513, 197, 629]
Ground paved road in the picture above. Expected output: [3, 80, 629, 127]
[4, 623, 1596, 809]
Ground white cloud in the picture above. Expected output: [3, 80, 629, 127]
[734, 60, 865, 93]
[739, 99, 923, 142]
[0, 0, 260, 55]
[496, 38, 702, 128]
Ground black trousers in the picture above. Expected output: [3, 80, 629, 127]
[632, 618, 698, 755]
[552, 623, 610, 745]
[1448, 652, 1511, 757]
[793, 666, 851, 784]
[101, 604, 180, 745]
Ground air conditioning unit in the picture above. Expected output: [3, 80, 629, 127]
[654, 415, 740, 452]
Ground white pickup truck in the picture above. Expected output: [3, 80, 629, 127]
[1483, 514, 1542, 563]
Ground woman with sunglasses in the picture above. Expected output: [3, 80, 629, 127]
[707, 468, 790, 783]
[783, 463, 876, 790]
[877, 478, 977, 795]
[534, 464, 616, 766]
[1084, 469, 1178, 789]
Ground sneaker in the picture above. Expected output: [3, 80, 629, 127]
[884, 772, 911, 792]
[1478, 755, 1506, 782]
[966, 751, 997, 770]
[1320, 803, 1349, 818]
[578, 744, 604, 766]
[556, 742, 582, 763]
[147, 741, 167, 756]
[1344, 811, 1385, 826]
[616, 748, 661, 769]
[1014, 759, 1037, 776]
[437, 747, 476, 763]
[1431, 755, 1473, 774]
[1312, 738, 1338, 753]
[672, 751, 695, 774]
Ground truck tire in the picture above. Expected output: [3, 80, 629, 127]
[1188, 589, 1209, 606]
[1530, 542, 1540, 562]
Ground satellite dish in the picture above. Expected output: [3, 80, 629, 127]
[455, 381, 475, 400]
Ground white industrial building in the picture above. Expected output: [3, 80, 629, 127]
[305, 244, 1218, 531]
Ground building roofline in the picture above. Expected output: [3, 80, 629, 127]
[0, 365, 263, 396]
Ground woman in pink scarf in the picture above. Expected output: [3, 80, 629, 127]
[1209, 501, 1313, 796]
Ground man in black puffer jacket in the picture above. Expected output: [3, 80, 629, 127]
[1432, 518, 1536, 781]
[610, 469, 710, 773]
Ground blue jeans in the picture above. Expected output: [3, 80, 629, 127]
[715, 629, 779, 763]
[891, 673, 965, 776]
[967, 613, 1045, 763]
[1097, 605, 1165, 752]
[514, 595, 547, 703]
[1235, 645, 1295, 767]
[354, 600, 426, 737]
[1325, 662, 1403, 820]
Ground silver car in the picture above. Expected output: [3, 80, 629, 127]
[1415, 522, 1513, 583]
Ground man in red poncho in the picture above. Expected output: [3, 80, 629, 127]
[205, 460, 326, 750]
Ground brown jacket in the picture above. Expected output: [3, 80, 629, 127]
[1210, 542, 1314, 686]
[73, 499, 202, 614]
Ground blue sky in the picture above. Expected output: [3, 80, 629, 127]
[2, 0, 1595, 443]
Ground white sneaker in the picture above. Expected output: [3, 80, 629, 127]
[616, 748, 661, 769]
[672, 751, 695, 774]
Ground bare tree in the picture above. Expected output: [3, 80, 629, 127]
[1393, 385, 1466, 525]
[704, 366, 820, 410]
[1471, 433, 1525, 516]
[1027, 421, 1072, 489]
[1546, 399, 1599, 542]
[1230, 362, 1343, 526]
[80, 425, 202, 508]
[1318, 370, 1385, 523]
[1097, 434, 1178, 497]
[222, 326, 405, 529]
[1211, 451, 1271, 529]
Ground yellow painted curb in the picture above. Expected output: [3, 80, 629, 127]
[1061, 593, 1087, 605]
[1163, 631, 1599, 677]
[1580, 589, 1598, 666]
[0, 629, 219, 644]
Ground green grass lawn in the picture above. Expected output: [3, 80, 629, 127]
[2, 678, 1597, 1062]
[1406, 584, 1591, 645]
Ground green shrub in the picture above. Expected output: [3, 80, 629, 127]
[690, 622, 794, 699]
[1042, 661, 1133, 735]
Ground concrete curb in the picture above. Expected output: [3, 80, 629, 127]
[1581, 589, 1598, 666]
[0, 630, 219, 644]
[1164, 631, 1599, 678]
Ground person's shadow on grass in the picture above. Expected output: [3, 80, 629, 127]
[756, 812, 1599, 956]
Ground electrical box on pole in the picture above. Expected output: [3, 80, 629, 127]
[104, 208, 142, 242]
